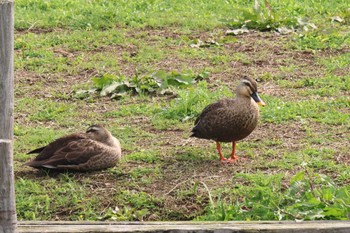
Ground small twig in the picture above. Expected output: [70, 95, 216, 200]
[27, 21, 38, 31]
[301, 154, 318, 200]
[200, 181, 214, 206]
[164, 174, 199, 195]
[277, 206, 300, 220]
[304, 166, 318, 199]
[264, 0, 272, 17]
[164, 175, 220, 195]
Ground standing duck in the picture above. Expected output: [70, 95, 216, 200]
[191, 77, 265, 163]
[24, 125, 122, 171]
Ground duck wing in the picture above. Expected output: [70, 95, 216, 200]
[37, 139, 105, 167]
[25, 138, 118, 171]
[26, 133, 87, 161]
[194, 98, 231, 125]
[191, 99, 236, 140]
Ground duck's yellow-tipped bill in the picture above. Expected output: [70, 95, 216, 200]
[257, 100, 266, 107]
[251, 92, 266, 107]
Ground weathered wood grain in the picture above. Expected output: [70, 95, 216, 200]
[0, 141, 16, 233]
[17, 221, 350, 233]
[0, 1, 16, 233]
[0, 0, 15, 139]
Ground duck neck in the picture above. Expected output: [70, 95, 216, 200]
[105, 136, 121, 149]
[236, 94, 252, 102]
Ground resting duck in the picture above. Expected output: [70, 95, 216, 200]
[24, 125, 122, 171]
[191, 76, 265, 163]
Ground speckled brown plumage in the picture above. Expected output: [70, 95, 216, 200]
[24, 125, 122, 171]
[191, 76, 265, 163]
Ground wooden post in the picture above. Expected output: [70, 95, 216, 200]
[0, 0, 17, 233]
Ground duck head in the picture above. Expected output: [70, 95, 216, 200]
[85, 125, 120, 148]
[236, 76, 265, 106]
[86, 125, 109, 141]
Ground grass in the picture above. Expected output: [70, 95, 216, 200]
[197, 170, 350, 221]
[13, 0, 350, 221]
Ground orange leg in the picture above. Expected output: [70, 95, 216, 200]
[227, 141, 240, 163]
[216, 142, 227, 162]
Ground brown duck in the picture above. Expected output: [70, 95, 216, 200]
[191, 76, 265, 163]
[24, 125, 122, 171]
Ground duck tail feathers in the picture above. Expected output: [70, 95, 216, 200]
[27, 146, 46, 154]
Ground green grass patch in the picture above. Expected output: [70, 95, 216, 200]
[293, 29, 350, 50]
[16, 98, 77, 123]
[197, 170, 350, 221]
[261, 96, 350, 125]
[318, 53, 350, 71]
[16, 175, 101, 221]
[127, 150, 162, 163]
[102, 190, 162, 221]
[16, 0, 350, 31]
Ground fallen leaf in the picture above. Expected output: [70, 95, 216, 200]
[190, 39, 220, 48]
[276, 26, 294, 35]
[331, 16, 344, 23]
[225, 28, 249, 35]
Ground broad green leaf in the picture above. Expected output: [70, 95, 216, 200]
[304, 209, 325, 220]
[323, 207, 345, 218]
[335, 187, 350, 204]
[304, 196, 321, 207]
[92, 74, 120, 90]
[100, 82, 123, 96]
[290, 171, 306, 184]
[321, 188, 335, 202]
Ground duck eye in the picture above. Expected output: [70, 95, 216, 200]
[242, 80, 252, 89]
[242, 80, 257, 93]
